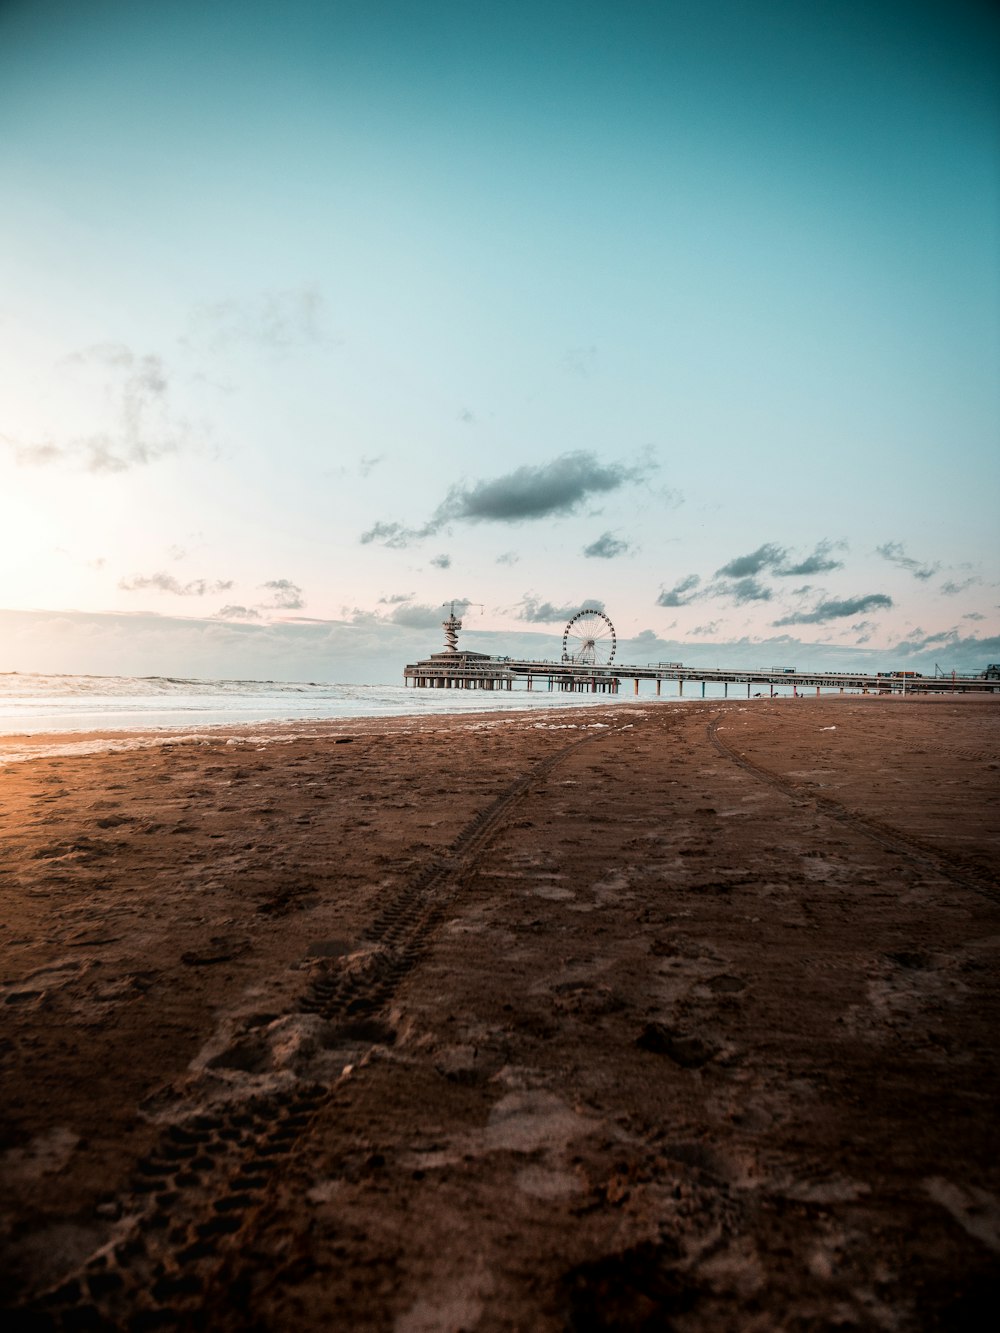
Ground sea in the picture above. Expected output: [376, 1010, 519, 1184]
[0, 671, 663, 763]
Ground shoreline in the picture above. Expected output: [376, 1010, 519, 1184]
[2, 695, 998, 1327]
[0, 692, 669, 763]
[1, 687, 994, 767]
[0, 698, 650, 766]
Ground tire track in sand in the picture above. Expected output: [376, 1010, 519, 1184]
[16, 722, 618, 1330]
[707, 714, 998, 905]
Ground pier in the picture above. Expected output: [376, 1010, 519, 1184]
[404, 609, 1000, 697]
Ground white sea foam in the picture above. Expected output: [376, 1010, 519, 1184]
[0, 671, 662, 762]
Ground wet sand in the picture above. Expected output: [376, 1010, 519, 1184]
[1, 695, 998, 1330]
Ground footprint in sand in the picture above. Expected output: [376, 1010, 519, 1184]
[2, 1126, 81, 1180]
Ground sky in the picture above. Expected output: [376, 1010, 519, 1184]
[1, 0, 998, 684]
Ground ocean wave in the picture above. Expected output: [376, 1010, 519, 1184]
[0, 671, 342, 699]
[0, 671, 643, 743]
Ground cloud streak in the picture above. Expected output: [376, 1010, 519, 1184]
[876, 541, 939, 581]
[259, 579, 305, 610]
[719, 577, 773, 604]
[775, 593, 893, 625]
[583, 531, 630, 559]
[656, 575, 701, 608]
[119, 572, 233, 597]
[359, 521, 414, 549]
[437, 452, 650, 524]
[941, 577, 979, 597]
[715, 539, 846, 581]
[778, 540, 845, 576]
[716, 543, 786, 579]
[360, 451, 654, 547]
[11, 345, 190, 473]
[514, 596, 606, 624]
[185, 285, 328, 352]
[120, 575, 307, 615]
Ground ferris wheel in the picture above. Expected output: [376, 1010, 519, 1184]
[562, 609, 616, 666]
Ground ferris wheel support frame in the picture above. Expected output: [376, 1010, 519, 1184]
[561, 609, 617, 666]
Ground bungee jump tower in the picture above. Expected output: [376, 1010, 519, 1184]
[404, 603, 516, 691]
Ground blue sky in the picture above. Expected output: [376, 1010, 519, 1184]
[1, 0, 998, 682]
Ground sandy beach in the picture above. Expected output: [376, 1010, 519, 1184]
[1, 694, 998, 1330]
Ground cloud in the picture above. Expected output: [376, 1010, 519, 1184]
[430, 554, 452, 569]
[656, 575, 701, 608]
[876, 541, 939, 581]
[963, 611, 986, 621]
[711, 540, 844, 587]
[716, 543, 786, 578]
[514, 596, 606, 624]
[186, 285, 327, 351]
[496, 551, 519, 566]
[458, 408, 476, 424]
[6, 605, 999, 690]
[583, 532, 630, 559]
[119, 572, 233, 596]
[259, 579, 304, 610]
[11, 345, 189, 473]
[130, 579, 307, 615]
[378, 592, 414, 605]
[11, 442, 65, 466]
[388, 599, 471, 630]
[438, 452, 650, 525]
[719, 577, 772, 604]
[941, 577, 979, 596]
[0, 606, 476, 687]
[79, 347, 172, 470]
[359, 520, 415, 548]
[362, 452, 653, 548]
[624, 629, 661, 648]
[690, 620, 721, 635]
[892, 628, 954, 651]
[887, 628, 1000, 663]
[327, 453, 386, 482]
[775, 593, 893, 625]
[662, 546, 847, 611]
[777, 540, 845, 577]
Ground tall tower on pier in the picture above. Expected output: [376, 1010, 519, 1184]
[443, 602, 462, 652]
